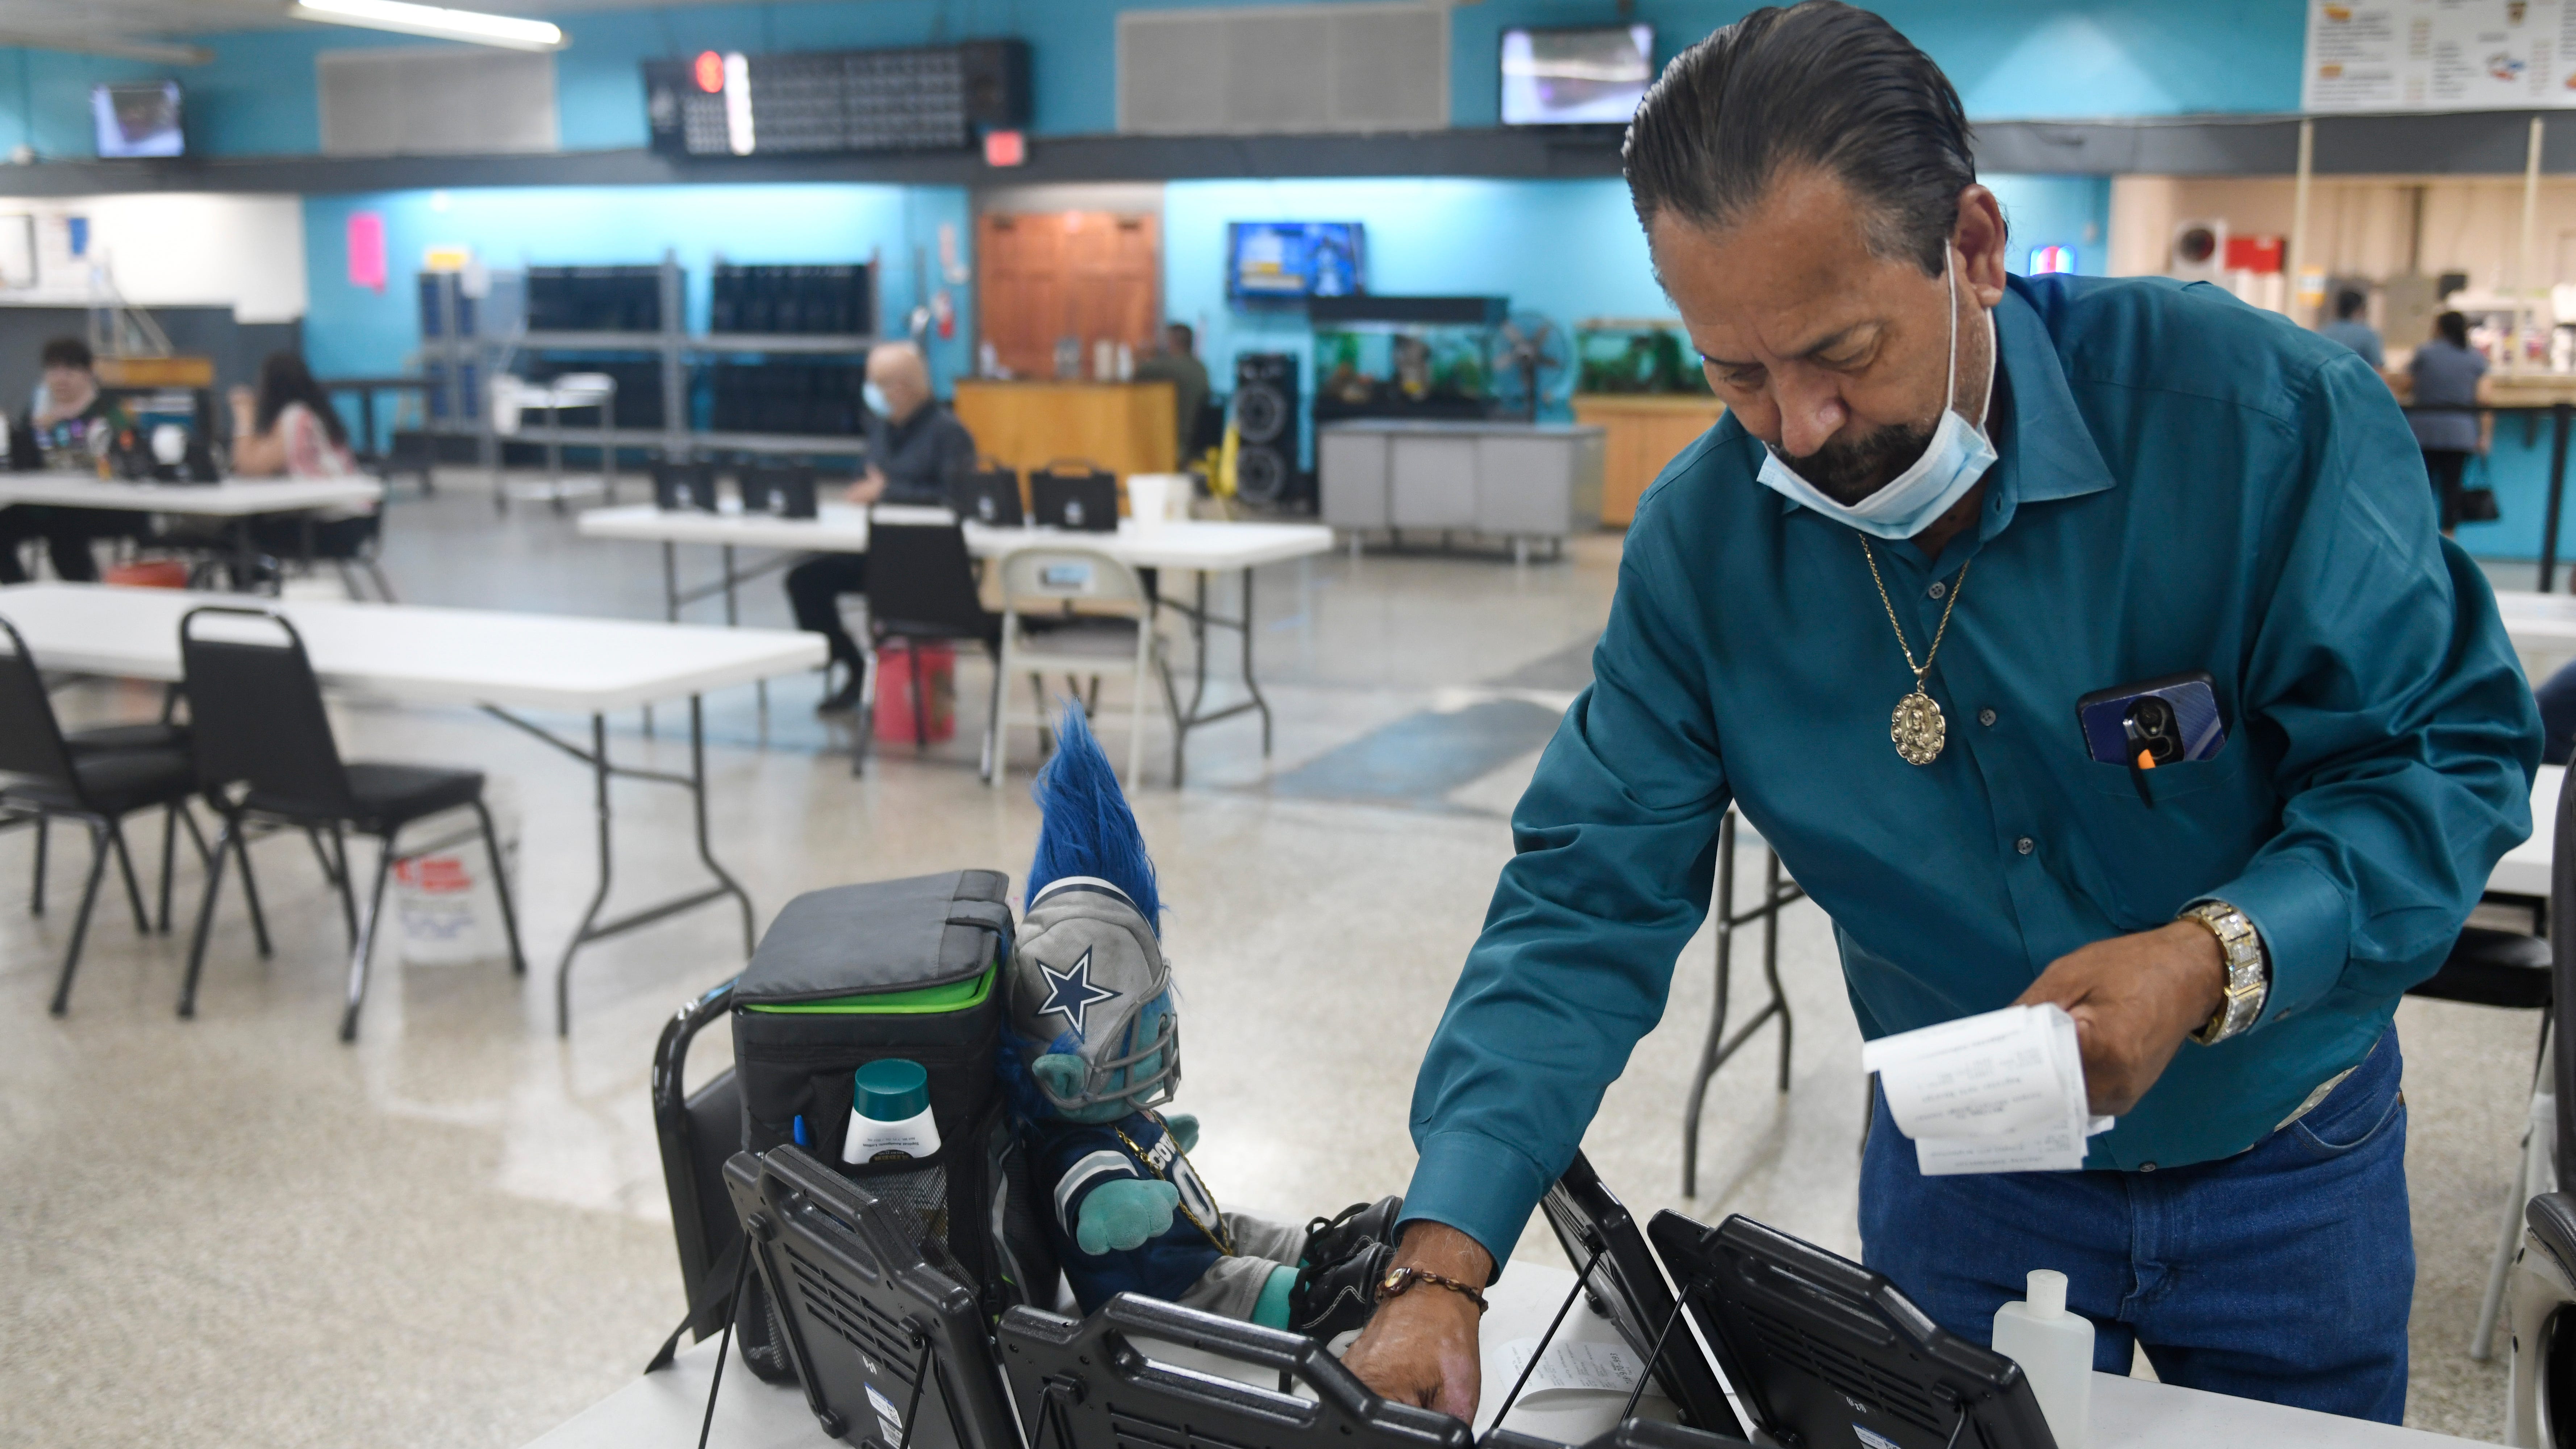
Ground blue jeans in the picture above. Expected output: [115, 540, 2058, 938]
[1859, 1028, 2411, 1423]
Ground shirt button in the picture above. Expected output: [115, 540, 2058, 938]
[1927, 580, 1947, 600]
[1978, 707, 1997, 727]
[2016, 836, 2034, 855]
[2140, 1162, 2158, 1172]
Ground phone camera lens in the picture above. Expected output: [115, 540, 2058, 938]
[2123, 697, 2181, 764]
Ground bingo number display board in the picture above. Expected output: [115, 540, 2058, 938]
[2305, 0, 2576, 112]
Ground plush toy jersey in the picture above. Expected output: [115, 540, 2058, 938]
[1032, 1111, 1225, 1307]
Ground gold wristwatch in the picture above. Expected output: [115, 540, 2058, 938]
[2180, 900, 2267, 1045]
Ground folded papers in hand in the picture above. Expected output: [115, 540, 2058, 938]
[1859, 1003, 2113, 1175]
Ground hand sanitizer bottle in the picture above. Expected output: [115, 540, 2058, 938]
[1991, 1269, 2092, 1449]
[843, 1059, 942, 1165]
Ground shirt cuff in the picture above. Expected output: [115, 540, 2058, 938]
[2204, 854, 2350, 1027]
[1396, 1129, 1558, 1274]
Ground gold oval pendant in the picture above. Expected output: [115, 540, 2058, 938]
[1892, 690, 1946, 765]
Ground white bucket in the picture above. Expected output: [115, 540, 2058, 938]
[393, 779, 521, 966]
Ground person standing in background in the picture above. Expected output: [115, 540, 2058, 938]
[1132, 322, 1210, 460]
[2321, 289, 2383, 369]
[2408, 310, 2490, 534]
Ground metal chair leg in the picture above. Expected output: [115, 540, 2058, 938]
[157, 802, 178, 934]
[305, 826, 342, 888]
[105, 818, 149, 934]
[325, 823, 360, 948]
[908, 642, 929, 755]
[341, 829, 398, 1042]
[178, 819, 236, 1018]
[46, 819, 113, 1016]
[981, 645, 1005, 785]
[30, 811, 45, 915]
[851, 642, 880, 778]
[366, 559, 398, 604]
[232, 824, 272, 958]
[473, 799, 527, 977]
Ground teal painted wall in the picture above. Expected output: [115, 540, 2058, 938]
[297, 182, 972, 400]
[7, 0, 2308, 161]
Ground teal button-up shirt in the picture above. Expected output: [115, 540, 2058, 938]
[1404, 273, 2540, 1263]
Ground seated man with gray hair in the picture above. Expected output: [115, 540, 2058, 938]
[786, 341, 978, 713]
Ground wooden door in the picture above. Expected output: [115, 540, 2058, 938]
[977, 211, 1159, 379]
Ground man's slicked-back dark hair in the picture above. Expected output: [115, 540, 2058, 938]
[1623, 1, 1977, 276]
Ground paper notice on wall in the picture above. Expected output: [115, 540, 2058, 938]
[1499, 1339, 1647, 1399]
[1860, 1004, 2112, 1175]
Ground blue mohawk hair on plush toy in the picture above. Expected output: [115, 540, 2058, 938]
[1026, 703, 1160, 934]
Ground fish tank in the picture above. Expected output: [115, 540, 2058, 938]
[1308, 295, 1506, 423]
[1575, 318, 1710, 396]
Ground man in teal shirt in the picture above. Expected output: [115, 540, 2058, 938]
[1345, 2, 2537, 1426]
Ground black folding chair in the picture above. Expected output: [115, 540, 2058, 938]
[176, 606, 525, 1040]
[857, 520, 1004, 780]
[0, 616, 204, 1015]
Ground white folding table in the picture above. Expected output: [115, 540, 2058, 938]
[518, 1258, 2490, 1449]
[0, 582, 825, 1035]
[0, 474, 388, 589]
[0, 475, 384, 515]
[577, 503, 1336, 782]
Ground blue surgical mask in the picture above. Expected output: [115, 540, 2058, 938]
[863, 381, 892, 418]
[1754, 252, 1997, 540]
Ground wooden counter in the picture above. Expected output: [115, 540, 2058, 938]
[1572, 393, 1725, 525]
[951, 380, 1177, 502]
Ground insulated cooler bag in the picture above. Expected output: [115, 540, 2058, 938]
[728, 870, 1058, 1382]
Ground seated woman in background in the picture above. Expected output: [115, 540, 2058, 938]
[229, 350, 358, 479]
[228, 350, 379, 566]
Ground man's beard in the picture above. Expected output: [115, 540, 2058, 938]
[1779, 420, 1936, 505]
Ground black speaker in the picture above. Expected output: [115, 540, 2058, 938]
[1232, 352, 1304, 510]
[959, 39, 1032, 127]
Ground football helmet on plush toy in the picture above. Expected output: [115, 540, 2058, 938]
[1004, 705, 1401, 1338]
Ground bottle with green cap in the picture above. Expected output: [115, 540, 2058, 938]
[843, 1058, 942, 1165]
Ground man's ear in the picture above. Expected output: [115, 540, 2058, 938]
[1953, 183, 2009, 308]
[1032, 1053, 1086, 1101]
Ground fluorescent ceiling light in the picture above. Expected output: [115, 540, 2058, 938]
[288, 0, 564, 51]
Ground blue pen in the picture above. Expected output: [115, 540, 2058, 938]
[793, 1115, 811, 1147]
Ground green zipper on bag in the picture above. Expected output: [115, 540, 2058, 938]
[744, 966, 996, 1015]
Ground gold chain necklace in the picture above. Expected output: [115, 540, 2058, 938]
[1112, 1111, 1236, 1255]
[1860, 539, 1971, 766]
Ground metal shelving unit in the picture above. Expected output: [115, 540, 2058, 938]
[413, 250, 885, 479]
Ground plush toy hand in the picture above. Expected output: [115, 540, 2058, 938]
[1078, 1179, 1181, 1254]
[1163, 1113, 1200, 1152]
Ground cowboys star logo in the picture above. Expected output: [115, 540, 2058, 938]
[1036, 948, 1119, 1037]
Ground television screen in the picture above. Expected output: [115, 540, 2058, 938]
[1227, 222, 1364, 302]
[1500, 25, 1654, 126]
[94, 82, 183, 158]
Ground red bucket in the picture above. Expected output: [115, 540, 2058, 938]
[872, 641, 957, 745]
[104, 559, 189, 589]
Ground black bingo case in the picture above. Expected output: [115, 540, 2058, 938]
[729, 869, 1057, 1380]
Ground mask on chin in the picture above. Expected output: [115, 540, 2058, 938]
[1754, 250, 1998, 540]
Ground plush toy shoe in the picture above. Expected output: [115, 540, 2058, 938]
[1288, 1239, 1393, 1340]
[1304, 1195, 1404, 1273]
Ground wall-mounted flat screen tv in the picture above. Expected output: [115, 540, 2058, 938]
[94, 82, 184, 158]
[1500, 25, 1654, 126]
[1227, 222, 1365, 302]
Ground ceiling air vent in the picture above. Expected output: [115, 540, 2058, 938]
[1117, 2, 1448, 137]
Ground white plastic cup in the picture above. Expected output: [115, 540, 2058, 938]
[1126, 473, 1173, 531]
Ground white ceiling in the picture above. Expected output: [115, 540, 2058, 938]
[0, 0, 770, 62]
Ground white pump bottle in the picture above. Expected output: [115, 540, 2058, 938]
[1990, 1269, 2093, 1449]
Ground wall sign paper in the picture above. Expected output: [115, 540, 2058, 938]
[2305, 0, 2576, 112]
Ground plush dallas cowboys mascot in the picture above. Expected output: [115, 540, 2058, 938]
[1006, 707, 1400, 1339]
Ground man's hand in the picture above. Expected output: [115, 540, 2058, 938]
[845, 466, 888, 506]
[2013, 920, 2226, 1115]
[1342, 1222, 1490, 1423]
